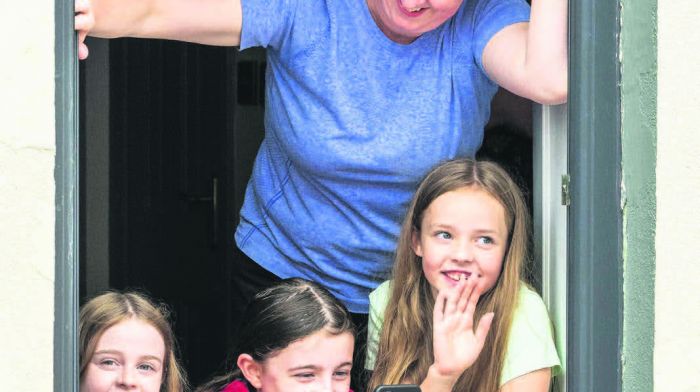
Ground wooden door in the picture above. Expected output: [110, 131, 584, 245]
[107, 39, 264, 385]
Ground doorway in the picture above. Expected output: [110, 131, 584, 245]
[58, 2, 623, 391]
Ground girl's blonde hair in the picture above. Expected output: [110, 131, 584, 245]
[368, 158, 532, 392]
[79, 291, 188, 392]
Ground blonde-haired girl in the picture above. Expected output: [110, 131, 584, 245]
[367, 158, 560, 391]
[79, 291, 188, 392]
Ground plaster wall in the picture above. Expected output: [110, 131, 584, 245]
[620, 0, 656, 390]
[0, 1, 56, 391]
[656, 0, 700, 390]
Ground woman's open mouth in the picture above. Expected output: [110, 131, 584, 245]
[397, 0, 428, 17]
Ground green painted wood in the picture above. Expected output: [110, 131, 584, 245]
[620, 0, 657, 390]
[568, 0, 623, 391]
[55, 1, 79, 390]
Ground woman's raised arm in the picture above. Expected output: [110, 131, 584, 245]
[75, 0, 243, 58]
[482, 0, 568, 105]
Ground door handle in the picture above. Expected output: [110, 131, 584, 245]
[184, 176, 218, 247]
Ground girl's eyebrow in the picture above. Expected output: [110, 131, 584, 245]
[429, 223, 456, 230]
[93, 350, 163, 363]
[473, 228, 501, 235]
[429, 225, 506, 239]
[430, 223, 500, 233]
[288, 365, 319, 371]
[137, 355, 163, 363]
[93, 349, 123, 356]
[288, 361, 352, 371]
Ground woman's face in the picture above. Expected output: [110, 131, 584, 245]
[81, 318, 166, 392]
[366, 0, 463, 44]
[243, 330, 354, 392]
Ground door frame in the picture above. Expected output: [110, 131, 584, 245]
[534, 102, 569, 391]
[55, 0, 80, 390]
[567, 0, 623, 390]
[55, 0, 624, 390]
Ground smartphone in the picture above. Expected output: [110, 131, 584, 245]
[373, 385, 421, 392]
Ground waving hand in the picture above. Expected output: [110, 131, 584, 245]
[422, 276, 494, 391]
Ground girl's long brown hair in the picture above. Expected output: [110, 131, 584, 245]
[368, 159, 532, 392]
[79, 291, 189, 392]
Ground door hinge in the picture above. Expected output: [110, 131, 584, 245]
[561, 174, 571, 206]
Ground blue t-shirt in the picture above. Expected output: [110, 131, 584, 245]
[236, 0, 530, 313]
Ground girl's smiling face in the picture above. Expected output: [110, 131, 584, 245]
[80, 318, 166, 392]
[240, 329, 354, 392]
[413, 186, 509, 297]
[366, 0, 463, 44]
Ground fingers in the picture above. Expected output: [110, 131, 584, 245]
[433, 286, 447, 323]
[436, 275, 479, 320]
[78, 43, 90, 60]
[464, 279, 484, 319]
[456, 275, 477, 314]
[75, 0, 94, 60]
[445, 278, 469, 316]
[74, 0, 90, 14]
[77, 28, 89, 60]
[74, 13, 94, 32]
[475, 312, 495, 343]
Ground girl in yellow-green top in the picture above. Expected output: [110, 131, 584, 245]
[366, 159, 560, 392]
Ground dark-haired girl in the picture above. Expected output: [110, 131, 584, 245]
[197, 278, 356, 392]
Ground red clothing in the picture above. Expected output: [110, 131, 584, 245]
[221, 379, 250, 392]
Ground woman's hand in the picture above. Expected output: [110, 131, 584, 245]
[75, 0, 95, 59]
[431, 276, 494, 381]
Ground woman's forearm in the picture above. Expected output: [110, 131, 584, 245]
[482, 0, 568, 104]
[88, 0, 154, 38]
[88, 0, 242, 46]
[525, 0, 568, 103]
